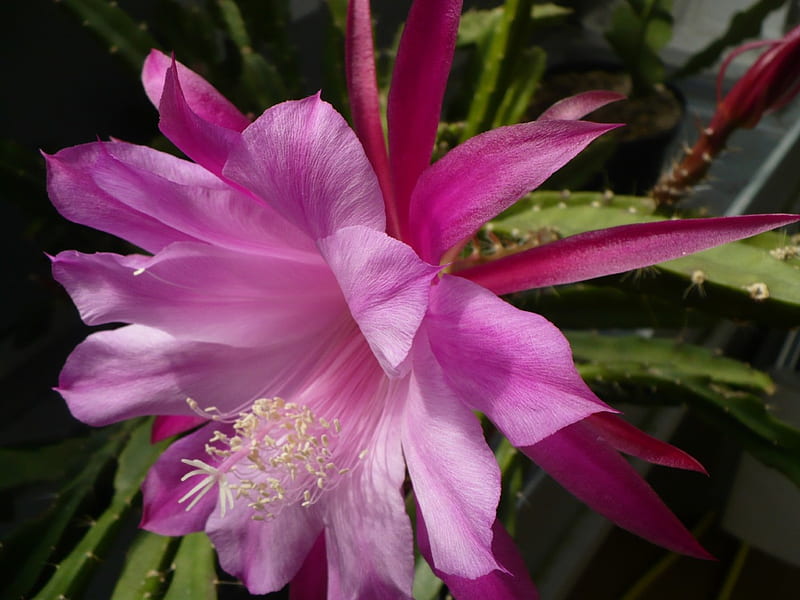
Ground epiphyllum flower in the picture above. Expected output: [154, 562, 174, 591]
[47, 1, 797, 598]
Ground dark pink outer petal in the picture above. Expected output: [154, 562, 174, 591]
[587, 413, 706, 473]
[461, 214, 800, 295]
[319, 226, 438, 377]
[409, 120, 618, 263]
[140, 422, 224, 535]
[46, 141, 312, 255]
[289, 533, 327, 600]
[522, 421, 711, 558]
[388, 0, 463, 239]
[57, 324, 273, 426]
[158, 62, 241, 176]
[537, 90, 625, 121]
[417, 514, 539, 600]
[151, 415, 206, 443]
[427, 276, 611, 447]
[223, 94, 385, 242]
[346, 0, 394, 230]
[142, 49, 250, 131]
[402, 332, 500, 578]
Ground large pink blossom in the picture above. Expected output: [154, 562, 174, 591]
[47, 1, 798, 597]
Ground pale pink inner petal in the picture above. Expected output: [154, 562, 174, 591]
[223, 94, 385, 242]
[318, 226, 438, 377]
[51, 243, 344, 348]
[142, 49, 251, 131]
[403, 331, 500, 578]
[427, 276, 611, 447]
[57, 324, 323, 427]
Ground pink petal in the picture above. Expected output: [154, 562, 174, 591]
[223, 94, 385, 241]
[587, 413, 706, 473]
[537, 90, 625, 121]
[57, 325, 274, 427]
[51, 243, 344, 347]
[522, 422, 711, 558]
[151, 415, 206, 443]
[417, 515, 539, 600]
[142, 49, 250, 131]
[45, 146, 197, 254]
[402, 332, 500, 578]
[47, 141, 312, 255]
[346, 0, 394, 231]
[461, 214, 800, 295]
[409, 120, 618, 262]
[427, 275, 611, 447]
[140, 422, 225, 535]
[289, 534, 328, 600]
[388, 0, 463, 239]
[323, 404, 414, 600]
[208, 493, 324, 594]
[318, 226, 438, 377]
[158, 61, 241, 176]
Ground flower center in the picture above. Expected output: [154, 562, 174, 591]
[178, 397, 361, 520]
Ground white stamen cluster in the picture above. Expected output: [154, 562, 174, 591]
[179, 397, 356, 520]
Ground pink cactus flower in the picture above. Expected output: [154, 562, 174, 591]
[47, 0, 797, 597]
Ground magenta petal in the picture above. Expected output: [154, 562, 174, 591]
[223, 94, 385, 241]
[409, 120, 618, 262]
[57, 325, 274, 426]
[522, 422, 711, 558]
[142, 49, 250, 131]
[51, 243, 343, 347]
[461, 214, 800, 295]
[47, 141, 311, 255]
[208, 498, 324, 594]
[402, 333, 500, 577]
[290, 533, 327, 600]
[388, 0, 463, 238]
[140, 422, 224, 535]
[587, 413, 707, 473]
[537, 90, 625, 121]
[45, 145, 198, 254]
[158, 61, 241, 176]
[324, 407, 413, 599]
[346, 0, 394, 228]
[151, 415, 206, 443]
[427, 276, 610, 446]
[319, 227, 438, 376]
[417, 514, 539, 600]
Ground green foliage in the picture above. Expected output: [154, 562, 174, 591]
[29, 420, 168, 600]
[457, 1, 564, 138]
[58, 0, 160, 70]
[674, 0, 789, 79]
[604, 0, 673, 96]
[569, 332, 800, 488]
[111, 532, 179, 600]
[489, 191, 800, 326]
[163, 534, 218, 600]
